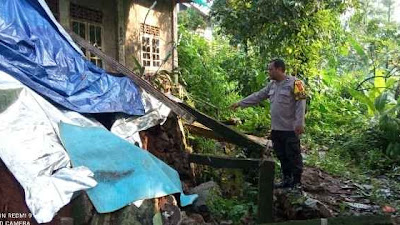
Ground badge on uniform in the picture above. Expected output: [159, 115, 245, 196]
[294, 80, 306, 100]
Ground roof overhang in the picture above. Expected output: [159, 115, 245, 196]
[178, 0, 208, 7]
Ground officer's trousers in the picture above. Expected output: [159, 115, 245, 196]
[271, 130, 303, 183]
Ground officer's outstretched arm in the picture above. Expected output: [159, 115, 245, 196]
[237, 84, 271, 108]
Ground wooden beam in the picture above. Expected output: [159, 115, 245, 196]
[179, 103, 265, 152]
[185, 122, 226, 142]
[66, 30, 195, 123]
[261, 215, 392, 225]
[185, 122, 268, 148]
[188, 153, 268, 169]
[258, 160, 274, 224]
[246, 134, 268, 147]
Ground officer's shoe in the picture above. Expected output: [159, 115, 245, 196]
[290, 175, 302, 191]
[288, 183, 303, 195]
[292, 175, 301, 186]
[274, 177, 293, 189]
[291, 182, 302, 190]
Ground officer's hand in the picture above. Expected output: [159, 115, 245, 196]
[230, 102, 240, 111]
[295, 126, 305, 135]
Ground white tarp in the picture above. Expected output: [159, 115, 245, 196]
[111, 90, 171, 147]
[0, 71, 98, 223]
[0, 0, 173, 222]
[0, 73, 174, 224]
[0, 69, 173, 223]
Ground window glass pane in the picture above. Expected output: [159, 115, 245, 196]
[72, 21, 104, 68]
[79, 23, 86, 38]
[89, 25, 95, 44]
[96, 26, 102, 46]
[72, 21, 79, 33]
[141, 26, 160, 68]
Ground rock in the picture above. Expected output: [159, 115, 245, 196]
[161, 203, 181, 225]
[189, 181, 221, 213]
[346, 202, 372, 210]
[303, 197, 333, 218]
[71, 193, 94, 225]
[378, 188, 392, 198]
[60, 217, 74, 225]
[90, 199, 155, 225]
[275, 189, 333, 220]
[362, 185, 374, 190]
[219, 220, 233, 225]
[179, 211, 207, 225]
[141, 116, 195, 184]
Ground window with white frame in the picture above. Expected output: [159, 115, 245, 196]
[70, 4, 103, 68]
[141, 24, 161, 68]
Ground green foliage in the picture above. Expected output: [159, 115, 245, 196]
[235, 106, 270, 136]
[207, 185, 257, 224]
[177, 0, 400, 222]
[346, 86, 400, 158]
[179, 0, 400, 184]
[305, 148, 352, 176]
[178, 8, 207, 31]
[178, 22, 250, 119]
[131, 56, 145, 76]
[179, 0, 400, 162]
[189, 136, 220, 155]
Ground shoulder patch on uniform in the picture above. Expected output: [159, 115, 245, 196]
[294, 80, 306, 100]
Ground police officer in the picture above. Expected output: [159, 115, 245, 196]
[231, 59, 306, 188]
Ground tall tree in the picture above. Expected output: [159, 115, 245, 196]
[211, 0, 356, 77]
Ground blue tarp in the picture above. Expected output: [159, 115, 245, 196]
[0, 0, 145, 115]
[59, 122, 198, 213]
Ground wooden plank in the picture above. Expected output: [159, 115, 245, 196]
[185, 122, 268, 148]
[185, 122, 226, 142]
[246, 134, 268, 147]
[66, 29, 195, 123]
[258, 160, 274, 224]
[261, 215, 392, 225]
[188, 153, 264, 169]
[179, 103, 265, 152]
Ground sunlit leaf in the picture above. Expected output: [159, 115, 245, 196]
[374, 69, 386, 93]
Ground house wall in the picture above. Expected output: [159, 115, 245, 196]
[59, 0, 118, 72]
[55, 0, 176, 74]
[123, 0, 174, 73]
